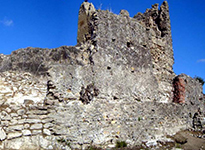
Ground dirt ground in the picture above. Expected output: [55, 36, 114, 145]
[173, 130, 205, 150]
[133, 129, 205, 150]
[114, 129, 205, 150]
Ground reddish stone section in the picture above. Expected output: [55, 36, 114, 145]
[173, 76, 185, 103]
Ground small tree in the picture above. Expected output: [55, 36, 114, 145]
[194, 76, 205, 86]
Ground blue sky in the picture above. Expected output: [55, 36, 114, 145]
[0, 0, 205, 92]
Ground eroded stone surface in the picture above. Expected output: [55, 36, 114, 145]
[0, 128, 6, 141]
[7, 132, 22, 140]
[30, 124, 43, 130]
[22, 130, 31, 136]
[0, 1, 204, 150]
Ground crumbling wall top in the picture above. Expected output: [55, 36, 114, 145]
[77, 2, 96, 43]
[134, 0, 171, 37]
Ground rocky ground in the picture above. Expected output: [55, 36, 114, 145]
[84, 129, 205, 150]
[171, 129, 205, 150]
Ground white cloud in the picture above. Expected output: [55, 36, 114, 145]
[0, 18, 13, 26]
[197, 59, 205, 63]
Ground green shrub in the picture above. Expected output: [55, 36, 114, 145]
[194, 76, 205, 85]
[57, 138, 70, 146]
[116, 141, 127, 148]
[175, 143, 181, 148]
[57, 138, 65, 143]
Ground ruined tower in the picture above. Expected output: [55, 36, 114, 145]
[77, 1, 175, 102]
[0, 1, 204, 149]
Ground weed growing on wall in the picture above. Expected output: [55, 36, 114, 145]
[115, 141, 127, 148]
[194, 76, 205, 85]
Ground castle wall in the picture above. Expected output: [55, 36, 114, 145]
[47, 3, 160, 102]
[140, 1, 175, 102]
[91, 10, 159, 101]
[0, 1, 204, 149]
[0, 70, 203, 149]
[76, 2, 175, 102]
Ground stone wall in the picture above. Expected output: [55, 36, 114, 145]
[0, 71, 52, 149]
[140, 1, 175, 102]
[0, 1, 176, 104]
[76, 1, 175, 102]
[173, 74, 204, 107]
[0, 70, 203, 149]
[0, 70, 202, 150]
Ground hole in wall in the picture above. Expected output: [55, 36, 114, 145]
[112, 39, 116, 42]
[46, 72, 51, 77]
[127, 42, 131, 48]
[92, 40, 97, 46]
[113, 96, 118, 100]
[107, 66, 111, 70]
[127, 41, 134, 48]
[135, 98, 141, 102]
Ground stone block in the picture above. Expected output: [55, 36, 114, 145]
[17, 109, 26, 115]
[39, 136, 50, 149]
[44, 123, 54, 128]
[7, 132, 22, 140]
[27, 110, 48, 115]
[120, 10, 130, 17]
[24, 124, 30, 129]
[42, 118, 54, 124]
[0, 127, 6, 141]
[32, 130, 42, 135]
[30, 124, 43, 130]
[18, 119, 26, 124]
[43, 129, 51, 135]
[174, 133, 187, 144]
[22, 130, 31, 136]
[7, 125, 24, 131]
[25, 119, 42, 124]
[5, 107, 11, 113]
[1, 120, 9, 126]
[10, 113, 18, 117]
[9, 119, 18, 125]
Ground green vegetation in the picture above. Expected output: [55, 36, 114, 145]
[135, 98, 141, 102]
[175, 143, 182, 149]
[194, 76, 205, 85]
[115, 141, 127, 148]
[86, 146, 102, 150]
[57, 137, 70, 147]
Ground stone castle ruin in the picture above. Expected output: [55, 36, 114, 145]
[0, 1, 204, 149]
